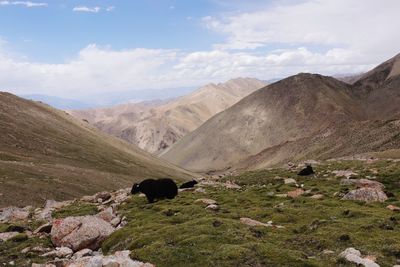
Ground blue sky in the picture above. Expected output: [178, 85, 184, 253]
[0, 0, 400, 104]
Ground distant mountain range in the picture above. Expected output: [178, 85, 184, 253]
[161, 53, 400, 172]
[0, 93, 192, 207]
[70, 78, 266, 154]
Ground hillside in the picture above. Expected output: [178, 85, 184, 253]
[70, 78, 266, 154]
[162, 54, 400, 172]
[0, 92, 193, 207]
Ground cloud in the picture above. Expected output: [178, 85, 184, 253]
[106, 6, 114, 12]
[0, 1, 47, 7]
[202, 0, 400, 59]
[0, 44, 378, 99]
[73, 6, 101, 13]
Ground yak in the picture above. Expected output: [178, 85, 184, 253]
[131, 178, 178, 203]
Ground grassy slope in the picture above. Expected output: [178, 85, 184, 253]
[0, 92, 193, 207]
[1, 159, 400, 266]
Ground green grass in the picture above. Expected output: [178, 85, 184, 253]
[52, 202, 99, 219]
[102, 159, 400, 267]
[1, 159, 399, 266]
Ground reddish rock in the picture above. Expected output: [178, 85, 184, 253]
[287, 188, 305, 198]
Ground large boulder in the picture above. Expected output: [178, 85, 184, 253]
[342, 187, 388, 202]
[51, 215, 115, 251]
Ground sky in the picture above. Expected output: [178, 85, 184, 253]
[0, 0, 400, 103]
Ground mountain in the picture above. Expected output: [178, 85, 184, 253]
[162, 54, 400, 172]
[0, 92, 193, 207]
[70, 78, 266, 154]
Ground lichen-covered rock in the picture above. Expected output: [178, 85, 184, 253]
[240, 217, 272, 227]
[205, 204, 219, 211]
[342, 187, 388, 202]
[41, 247, 74, 258]
[0, 206, 30, 222]
[51, 215, 115, 251]
[340, 179, 384, 189]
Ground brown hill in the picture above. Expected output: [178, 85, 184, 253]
[0, 93, 193, 207]
[70, 78, 266, 154]
[162, 54, 400, 172]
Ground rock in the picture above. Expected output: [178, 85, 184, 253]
[287, 188, 305, 198]
[332, 170, 357, 178]
[310, 194, 324, 199]
[51, 215, 115, 251]
[205, 204, 219, 211]
[34, 223, 53, 234]
[0, 206, 30, 222]
[35, 200, 71, 221]
[96, 207, 116, 223]
[240, 217, 272, 227]
[21, 247, 31, 253]
[73, 248, 93, 259]
[195, 198, 217, 205]
[32, 264, 56, 267]
[339, 247, 380, 267]
[80, 195, 97, 203]
[284, 178, 297, 185]
[387, 205, 400, 212]
[224, 181, 241, 189]
[340, 179, 384, 189]
[96, 191, 112, 202]
[342, 187, 388, 202]
[194, 187, 206, 193]
[322, 249, 334, 254]
[64, 250, 154, 267]
[110, 216, 122, 227]
[41, 247, 74, 258]
[275, 194, 287, 198]
[0, 232, 19, 242]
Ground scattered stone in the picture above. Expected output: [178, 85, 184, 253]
[51, 215, 115, 251]
[287, 188, 305, 198]
[205, 204, 219, 211]
[342, 187, 388, 202]
[72, 248, 93, 259]
[310, 194, 324, 199]
[41, 247, 74, 258]
[322, 250, 334, 255]
[80, 195, 97, 203]
[21, 247, 31, 253]
[96, 191, 112, 202]
[275, 194, 287, 198]
[240, 217, 272, 227]
[195, 198, 217, 205]
[34, 223, 52, 234]
[284, 178, 297, 185]
[0, 206, 30, 222]
[194, 187, 206, 193]
[387, 205, 400, 212]
[224, 181, 241, 189]
[339, 247, 380, 267]
[35, 200, 71, 221]
[0, 232, 19, 242]
[62, 250, 154, 267]
[110, 216, 122, 227]
[332, 170, 357, 178]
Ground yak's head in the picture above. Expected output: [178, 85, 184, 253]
[131, 183, 140, 194]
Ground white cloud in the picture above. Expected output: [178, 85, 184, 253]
[0, 44, 377, 99]
[203, 0, 400, 60]
[73, 6, 101, 13]
[0, 1, 47, 7]
[106, 6, 114, 12]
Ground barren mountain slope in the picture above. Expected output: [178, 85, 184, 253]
[70, 78, 266, 154]
[162, 74, 362, 171]
[0, 93, 193, 207]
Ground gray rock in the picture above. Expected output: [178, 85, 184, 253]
[342, 187, 388, 202]
[339, 247, 380, 267]
[0, 207, 30, 222]
[0, 232, 19, 242]
[41, 247, 74, 258]
[51, 215, 115, 251]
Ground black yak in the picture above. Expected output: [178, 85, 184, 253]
[180, 180, 198, 189]
[131, 178, 178, 203]
[297, 165, 314, 176]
